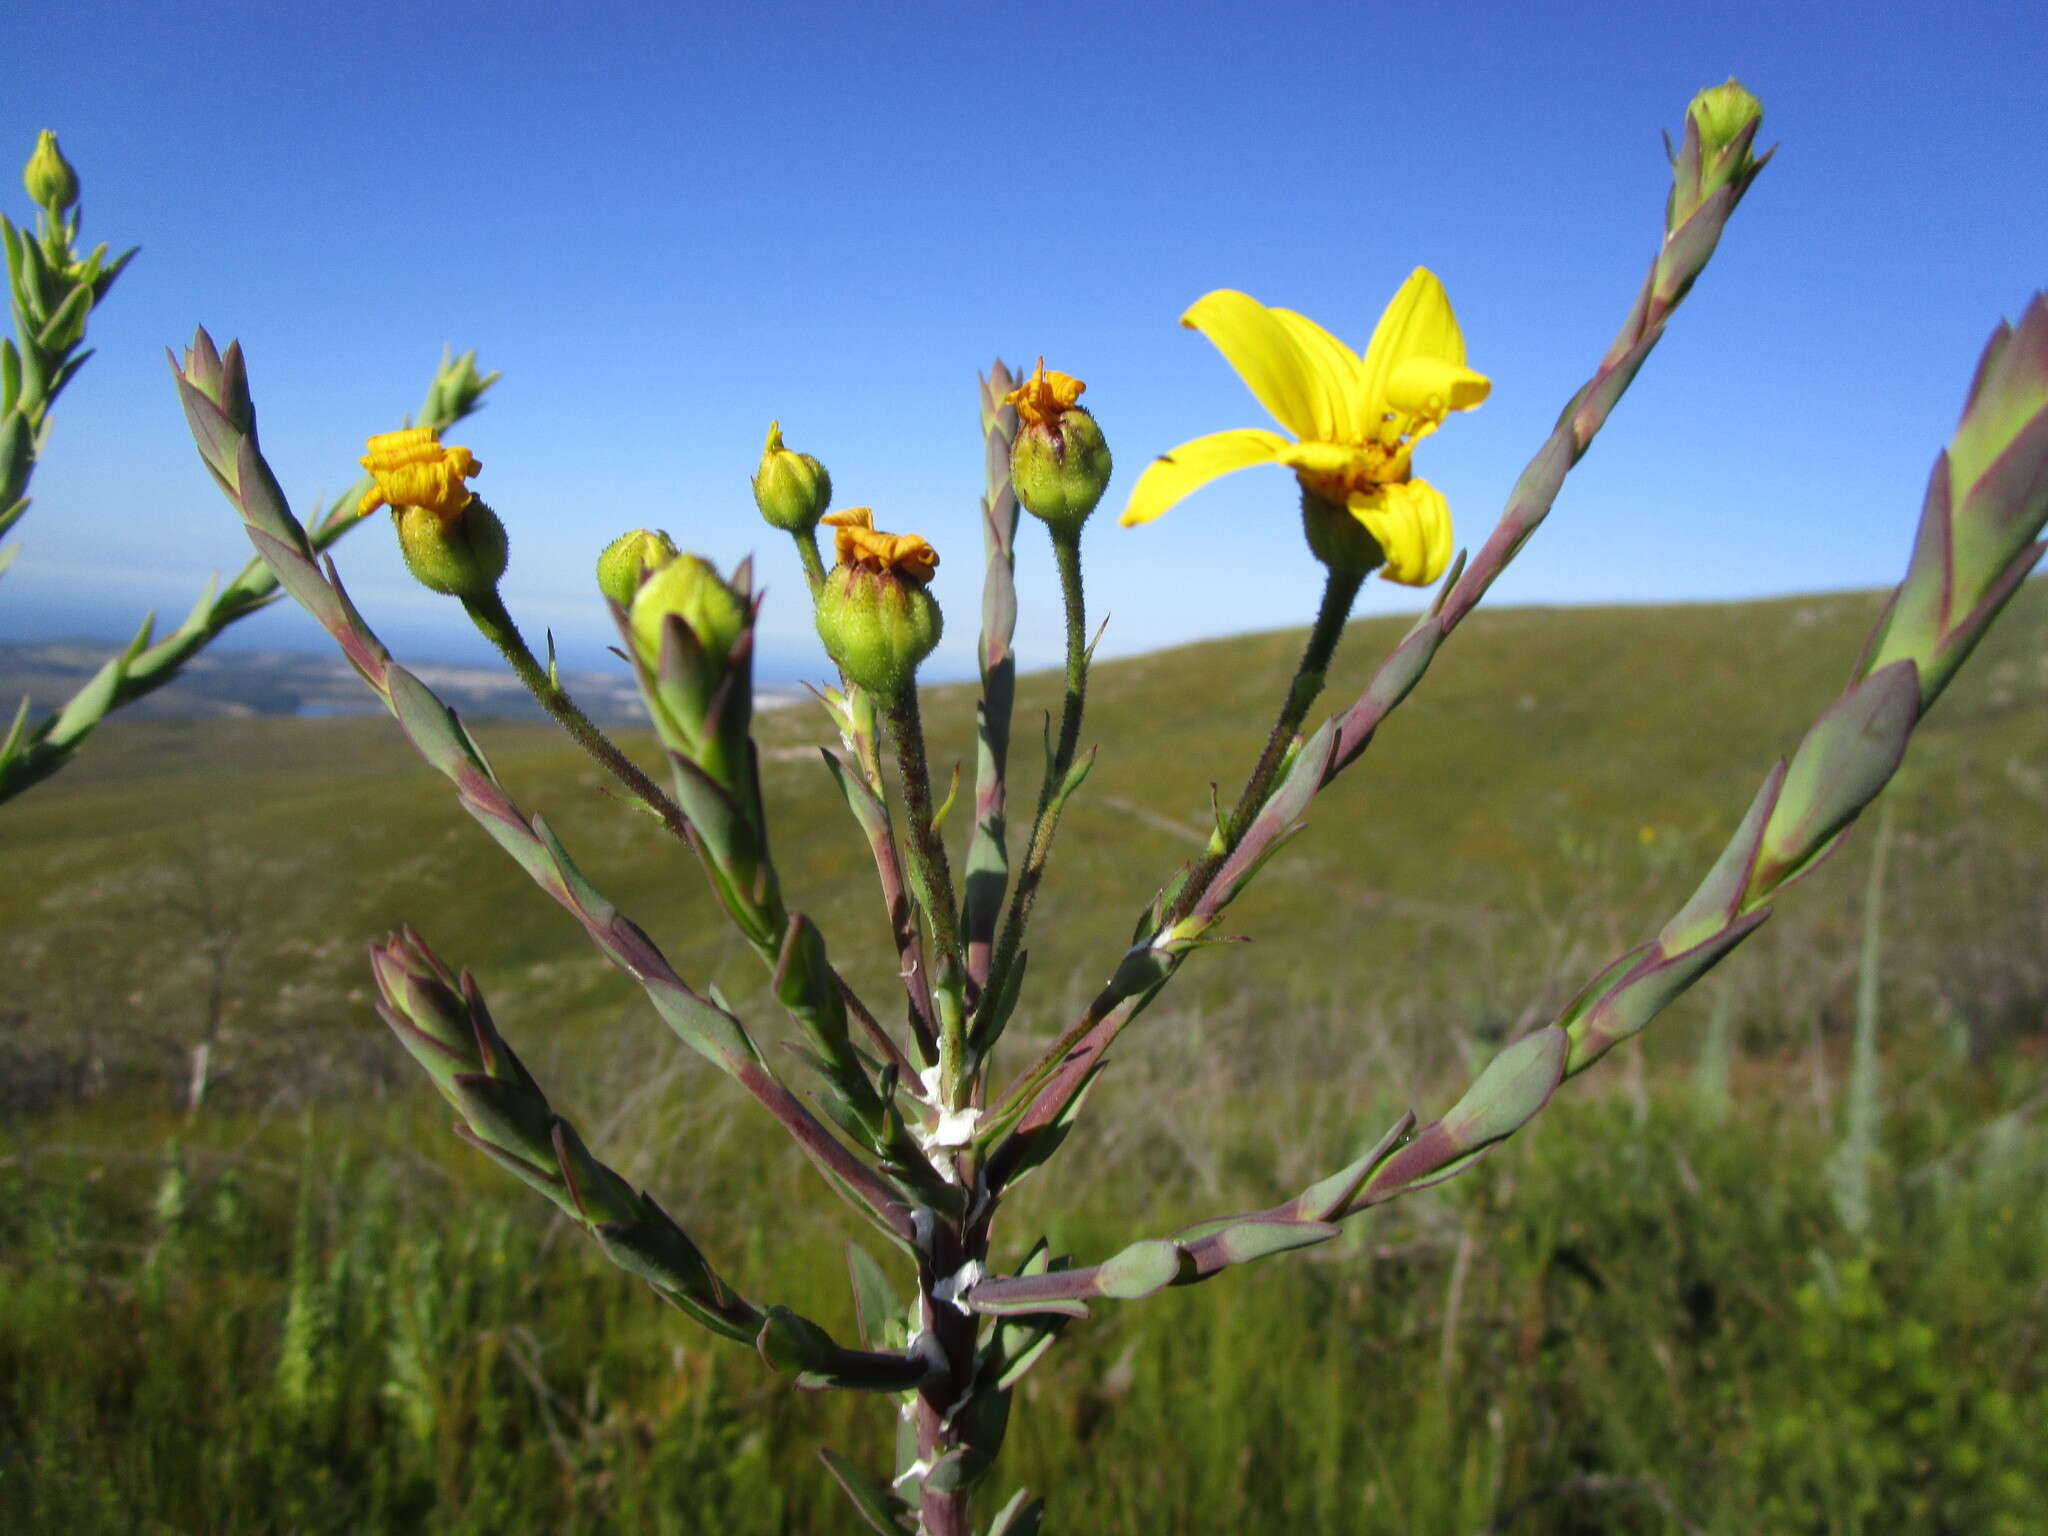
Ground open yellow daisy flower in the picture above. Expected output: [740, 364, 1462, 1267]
[1121, 268, 1488, 585]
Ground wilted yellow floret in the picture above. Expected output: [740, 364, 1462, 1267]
[822, 508, 939, 586]
[1122, 268, 1488, 586]
[358, 427, 482, 519]
[1005, 359, 1087, 429]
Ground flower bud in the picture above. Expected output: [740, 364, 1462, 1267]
[1669, 79, 1766, 233]
[359, 428, 502, 597]
[814, 508, 941, 693]
[395, 498, 510, 598]
[596, 528, 679, 607]
[1005, 359, 1112, 533]
[22, 130, 79, 214]
[752, 420, 832, 533]
[628, 553, 749, 675]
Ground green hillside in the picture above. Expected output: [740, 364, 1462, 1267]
[3, 585, 2044, 1533]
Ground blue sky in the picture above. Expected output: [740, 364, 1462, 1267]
[5, 0, 2043, 684]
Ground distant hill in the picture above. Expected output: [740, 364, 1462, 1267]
[0, 640, 806, 724]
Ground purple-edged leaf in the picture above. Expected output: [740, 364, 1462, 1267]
[1195, 720, 1335, 919]
[1290, 1110, 1417, 1221]
[986, 1488, 1045, 1536]
[1203, 1218, 1339, 1266]
[1552, 943, 1653, 1037]
[818, 1448, 916, 1536]
[845, 1241, 903, 1351]
[1948, 296, 2048, 600]
[1921, 541, 2046, 706]
[1658, 760, 1785, 952]
[452, 1121, 574, 1210]
[232, 435, 305, 554]
[1566, 909, 1770, 1075]
[756, 1305, 837, 1374]
[1753, 661, 1919, 895]
[640, 970, 760, 1074]
[171, 368, 242, 496]
[1440, 1027, 1568, 1149]
[388, 665, 486, 783]
[820, 748, 890, 839]
[377, 1004, 473, 1101]
[1095, 1239, 1190, 1300]
[592, 1201, 719, 1306]
[1865, 455, 1956, 682]
[448, 1072, 555, 1166]
[242, 525, 350, 640]
[550, 1119, 641, 1227]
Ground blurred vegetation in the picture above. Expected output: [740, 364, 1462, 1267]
[3, 585, 2045, 1532]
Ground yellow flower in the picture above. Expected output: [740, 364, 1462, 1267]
[358, 427, 482, 519]
[821, 507, 939, 585]
[1121, 268, 1488, 585]
[1004, 358, 1087, 428]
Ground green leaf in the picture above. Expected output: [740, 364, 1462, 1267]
[845, 1241, 905, 1350]
[985, 1487, 1046, 1536]
[818, 1448, 916, 1536]
[1095, 1239, 1189, 1300]
[1754, 662, 1918, 896]
[1440, 1027, 1569, 1151]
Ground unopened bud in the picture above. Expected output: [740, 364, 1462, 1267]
[1005, 360, 1112, 533]
[752, 421, 833, 533]
[395, 498, 509, 598]
[596, 528, 679, 608]
[814, 508, 941, 693]
[629, 553, 749, 675]
[23, 130, 78, 214]
[1669, 79, 1766, 233]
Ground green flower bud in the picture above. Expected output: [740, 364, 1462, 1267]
[394, 498, 509, 598]
[629, 553, 749, 674]
[816, 565, 943, 695]
[752, 420, 832, 533]
[596, 528, 679, 608]
[1690, 79, 1764, 160]
[23, 130, 79, 214]
[1669, 79, 1766, 233]
[814, 508, 942, 693]
[1005, 360, 1112, 533]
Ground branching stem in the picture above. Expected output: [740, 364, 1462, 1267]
[1165, 560, 1363, 925]
[460, 588, 692, 844]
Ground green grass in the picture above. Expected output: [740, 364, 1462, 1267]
[3, 586, 2046, 1532]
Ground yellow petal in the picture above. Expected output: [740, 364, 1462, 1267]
[1385, 357, 1491, 421]
[1271, 307, 1368, 441]
[1180, 291, 1332, 442]
[1276, 439, 1377, 481]
[1360, 269, 1468, 424]
[1120, 428, 1290, 527]
[1348, 478, 1454, 586]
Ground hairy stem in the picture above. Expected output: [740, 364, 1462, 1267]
[793, 527, 827, 598]
[883, 684, 967, 1098]
[460, 589, 692, 843]
[1165, 559, 1364, 925]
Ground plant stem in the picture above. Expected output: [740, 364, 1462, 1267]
[882, 683, 966, 1096]
[460, 588, 692, 843]
[981, 525, 1088, 1025]
[793, 527, 827, 598]
[1164, 561, 1363, 926]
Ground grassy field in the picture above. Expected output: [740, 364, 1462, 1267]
[3, 586, 2046, 1533]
